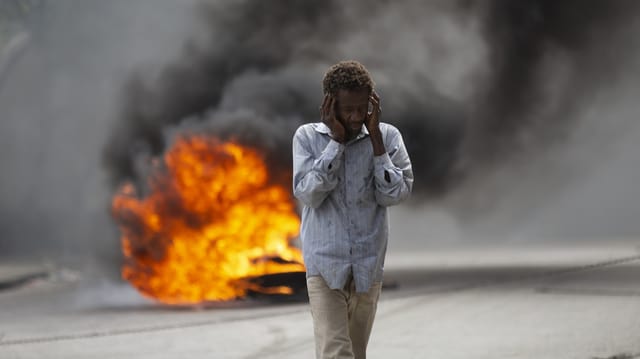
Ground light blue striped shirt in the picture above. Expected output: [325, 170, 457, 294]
[292, 122, 413, 292]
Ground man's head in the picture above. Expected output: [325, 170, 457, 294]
[322, 60, 375, 138]
[322, 60, 374, 97]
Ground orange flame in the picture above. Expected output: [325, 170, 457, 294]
[111, 134, 304, 304]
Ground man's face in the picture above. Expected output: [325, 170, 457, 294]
[335, 88, 370, 138]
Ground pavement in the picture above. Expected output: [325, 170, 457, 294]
[1, 240, 640, 359]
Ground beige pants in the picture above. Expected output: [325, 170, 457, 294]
[306, 275, 382, 359]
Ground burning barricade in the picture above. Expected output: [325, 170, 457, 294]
[111, 134, 305, 304]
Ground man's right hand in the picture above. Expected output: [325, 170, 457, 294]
[321, 94, 345, 143]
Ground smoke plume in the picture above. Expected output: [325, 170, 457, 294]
[105, 0, 640, 205]
[2, 0, 640, 262]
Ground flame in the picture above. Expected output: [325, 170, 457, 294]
[111, 134, 304, 304]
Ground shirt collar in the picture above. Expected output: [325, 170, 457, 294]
[313, 122, 332, 134]
[312, 122, 369, 141]
[359, 125, 370, 138]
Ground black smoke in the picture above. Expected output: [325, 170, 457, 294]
[2, 0, 639, 262]
[103, 0, 345, 189]
[103, 0, 466, 195]
[103, 0, 640, 206]
[453, 0, 640, 222]
[466, 0, 639, 163]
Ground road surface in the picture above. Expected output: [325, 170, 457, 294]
[1, 241, 640, 359]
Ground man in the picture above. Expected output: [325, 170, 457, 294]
[292, 60, 414, 359]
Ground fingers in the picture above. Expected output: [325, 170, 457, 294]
[369, 90, 381, 115]
[321, 95, 340, 133]
[329, 95, 336, 114]
[321, 94, 337, 117]
[329, 97, 341, 126]
[369, 92, 378, 106]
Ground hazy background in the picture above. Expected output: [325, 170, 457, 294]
[1, 0, 639, 271]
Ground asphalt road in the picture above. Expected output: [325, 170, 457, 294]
[1, 241, 640, 359]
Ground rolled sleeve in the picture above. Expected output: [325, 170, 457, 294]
[373, 130, 413, 207]
[320, 139, 344, 172]
[293, 127, 344, 208]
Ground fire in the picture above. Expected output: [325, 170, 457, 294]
[111, 134, 304, 304]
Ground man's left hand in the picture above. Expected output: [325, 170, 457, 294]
[366, 90, 385, 156]
[365, 90, 382, 134]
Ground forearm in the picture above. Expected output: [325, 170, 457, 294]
[293, 170, 338, 208]
[292, 132, 344, 208]
[372, 127, 414, 206]
[368, 126, 385, 156]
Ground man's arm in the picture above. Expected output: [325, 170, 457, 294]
[292, 126, 344, 208]
[372, 126, 413, 207]
[365, 91, 413, 206]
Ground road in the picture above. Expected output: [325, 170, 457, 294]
[1, 241, 640, 359]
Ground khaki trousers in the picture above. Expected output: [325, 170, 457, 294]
[306, 275, 382, 359]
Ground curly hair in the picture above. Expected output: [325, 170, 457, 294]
[322, 60, 375, 96]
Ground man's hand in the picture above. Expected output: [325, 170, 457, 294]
[366, 90, 385, 156]
[321, 94, 345, 143]
[365, 90, 381, 134]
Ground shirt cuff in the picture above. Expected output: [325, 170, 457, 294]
[373, 152, 393, 169]
[322, 139, 345, 171]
